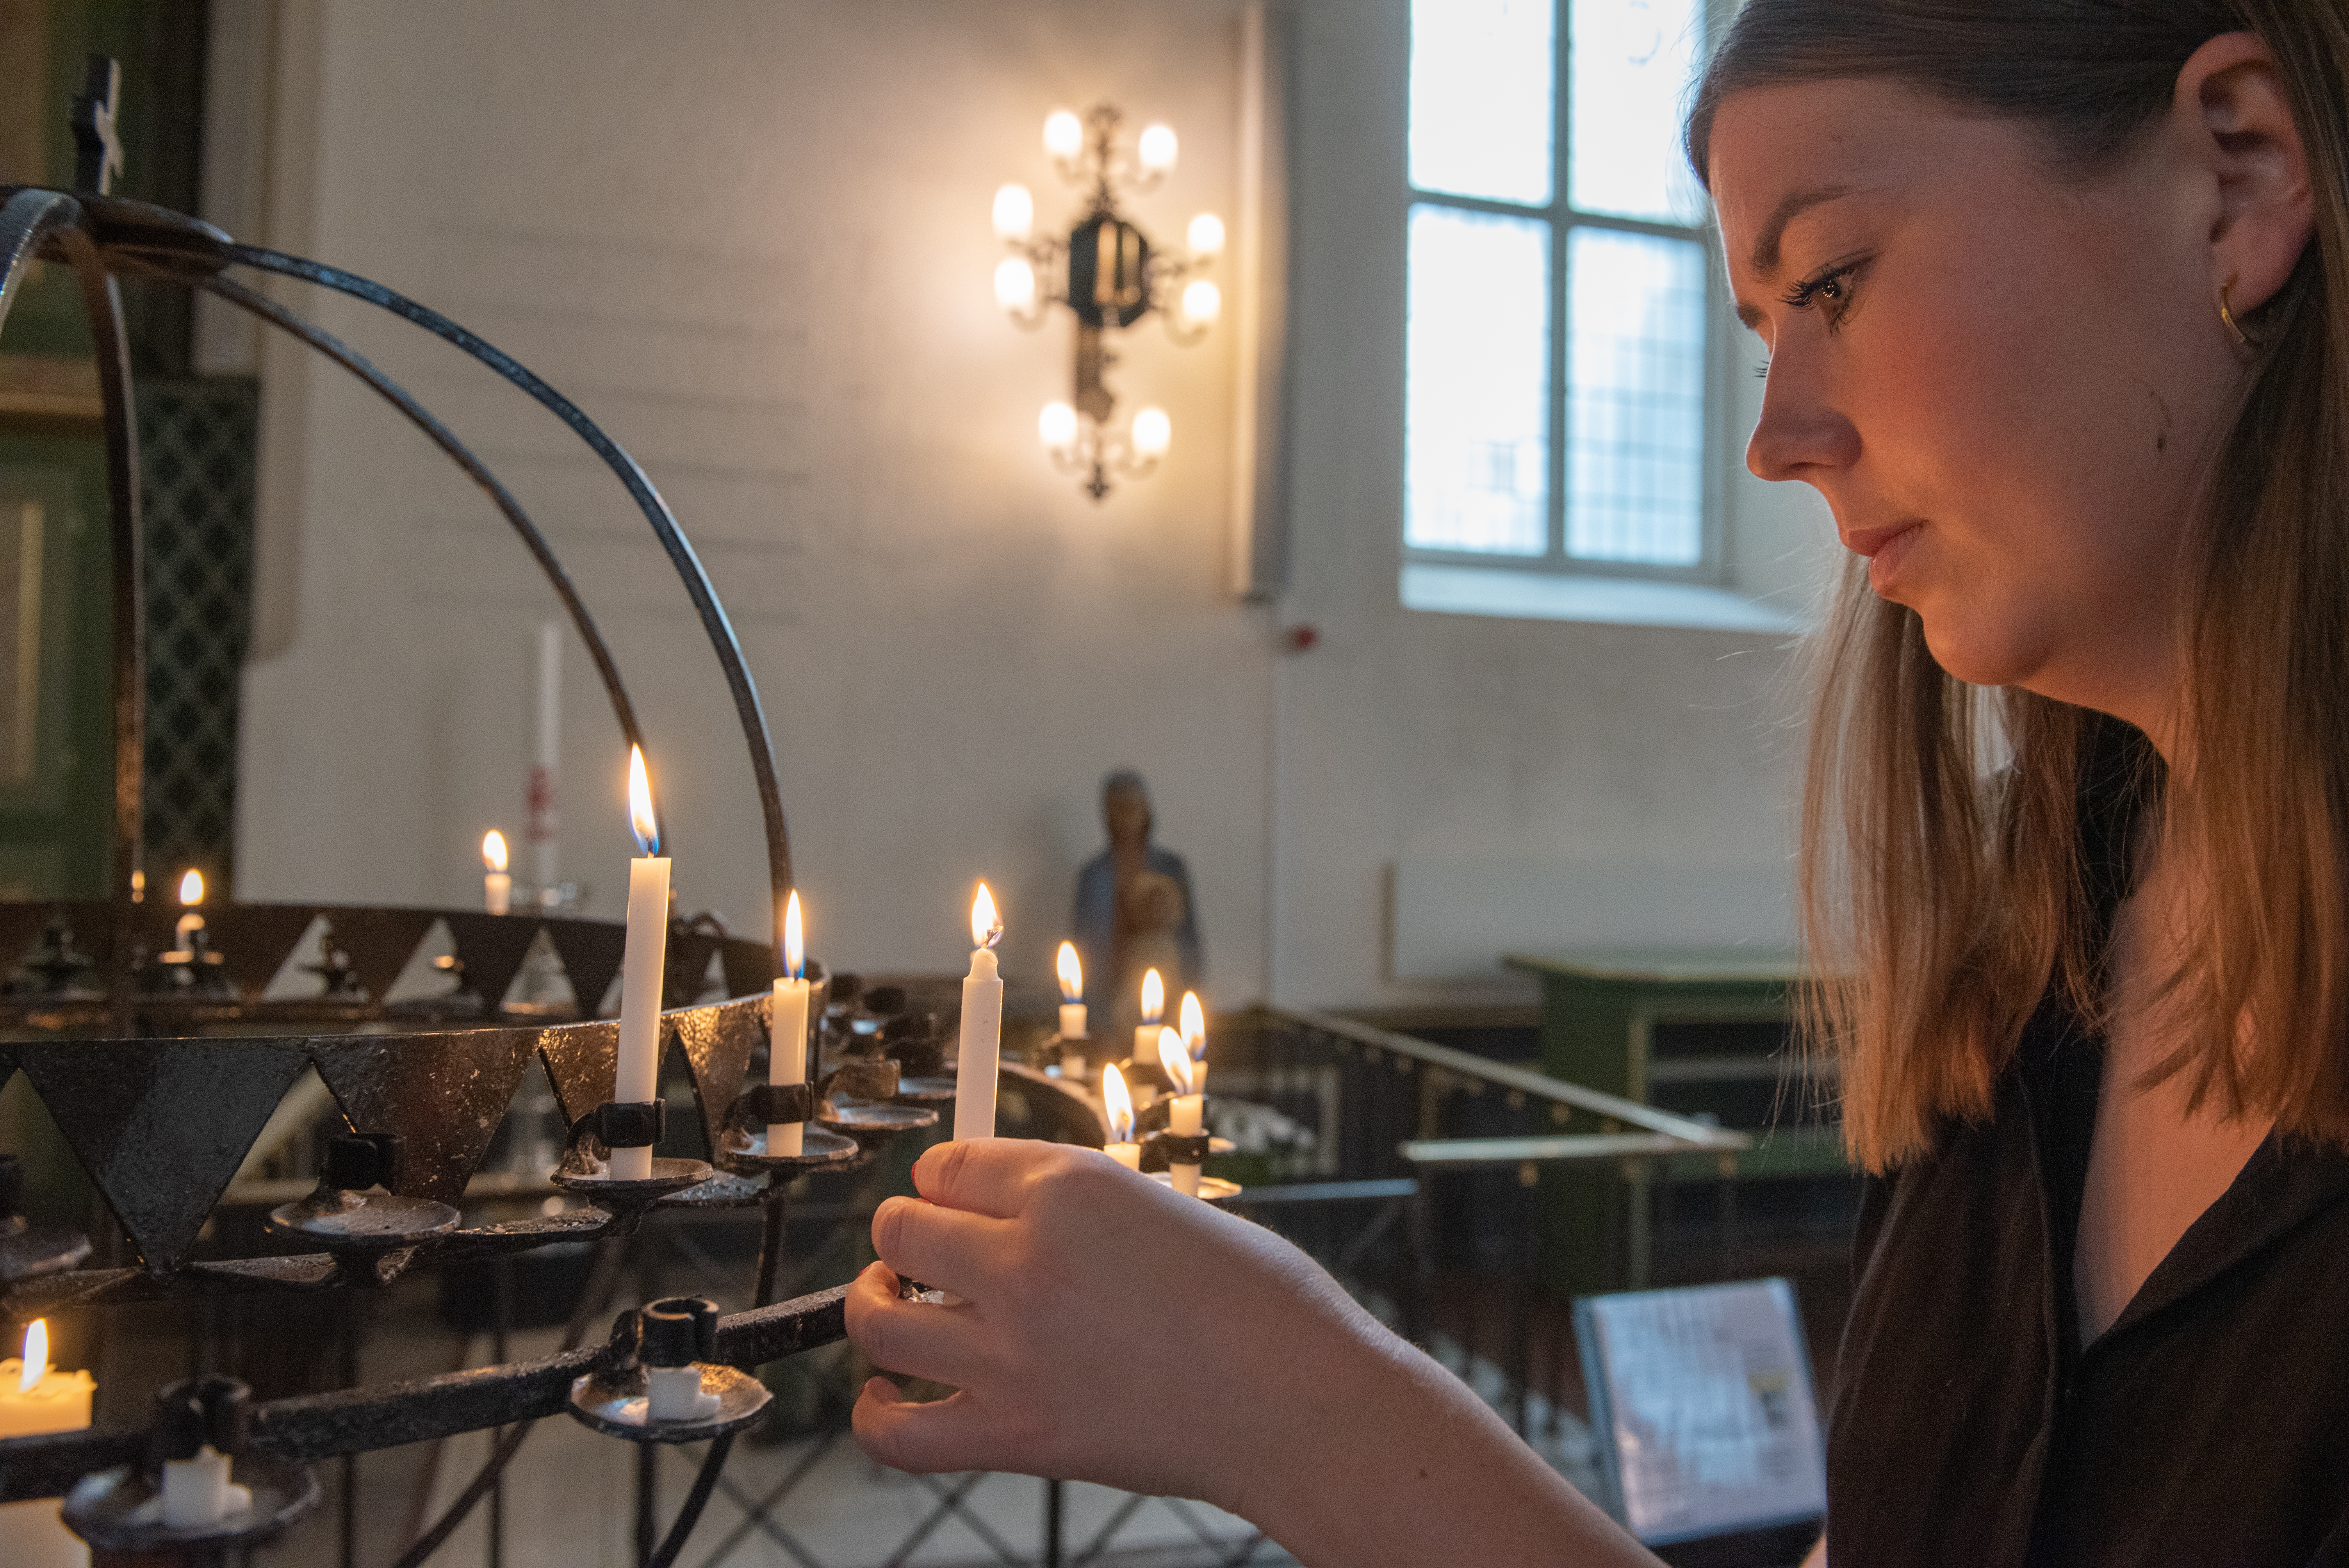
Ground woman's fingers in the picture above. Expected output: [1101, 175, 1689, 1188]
[843, 1262, 991, 1386]
[870, 1195, 1016, 1298]
[852, 1380, 1039, 1477]
[910, 1137, 1053, 1219]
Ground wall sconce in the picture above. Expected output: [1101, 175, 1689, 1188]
[994, 102, 1222, 500]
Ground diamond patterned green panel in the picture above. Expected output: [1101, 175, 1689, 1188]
[135, 378, 257, 889]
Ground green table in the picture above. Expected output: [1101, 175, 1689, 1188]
[1503, 948, 1839, 1292]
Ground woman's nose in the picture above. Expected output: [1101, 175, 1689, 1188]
[1746, 358, 1860, 484]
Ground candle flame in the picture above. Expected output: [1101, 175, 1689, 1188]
[627, 746, 659, 855]
[1103, 1063, 1134, 1143]
[1158, 1026, 1194, 1094]
[178, 869, 203, 907]
[19, 1319, 45, 1392]
[482, 830, 509, 873]
[783, 889, 805, 980]
[1056, 941, 1083, 1002]
[1140, 968, 1164, 1024]
[970, 882, 1003, 950]
[1180, 991, 1205, 1059]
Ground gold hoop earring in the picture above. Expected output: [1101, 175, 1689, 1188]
[2220, 275, 2263, 350]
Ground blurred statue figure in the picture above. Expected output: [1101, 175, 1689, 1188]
[1073, 770, 1202, 1031]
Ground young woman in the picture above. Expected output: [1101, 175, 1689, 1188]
[843, 4, 2349, 1561]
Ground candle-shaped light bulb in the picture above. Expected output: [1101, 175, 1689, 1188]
[628, 745, 659, 855]
[613, 745, 670, 1180]
[1102, 1064, 1141, 1171]
[770, 890, 810, 1156]
[995, 256, 1038, 314]
[954, 882, 1006, 1141]
[992, 181, 1035, 242]
[1039, 401, 1080, 453]
[18, 1320, 43, 1393]
[179, 870, 203, 907]
[482, 830, 512, 916]
[1056, 941, 1087, 1042]
[1132, 406, 1173, 460]
[1187, 212, 1226, 257]
[1137, 122, 1178, 175]
[1044, 109, 1084, 160]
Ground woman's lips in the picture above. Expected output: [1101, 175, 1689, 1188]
[1846, 522, 1923, 594]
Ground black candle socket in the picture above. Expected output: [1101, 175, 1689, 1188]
[566, 1299, 772, 1443]
[63, 1374, 321, 1555]
[269, 1134, 461, 1257]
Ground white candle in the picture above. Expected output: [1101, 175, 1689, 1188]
[615, 746, 669, 1181]
[770, 891, 810, 1157]
[954, 883, 1004, 1141]
[1134, 967, 1165, 1064]
[159, 1446, 249, 1529]
[482, 830, 512, 916]
[1159, 1027, 1204, 1196]
[1180, 989, 1208, 1098]
[1101, 1064, 1141, 1171]
[530, 620, 561, 897]
[1056, 940, 1087, 1041]
[0, 1321, 93, 1566]
[174, 869, 205, 951]
[647, 1365, 720, 1421]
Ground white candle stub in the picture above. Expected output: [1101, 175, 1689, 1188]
[1134, 967, 1164, 1064]
[647, 1366, 721, 1422]
[0, 1324, 94, 1566]
[1160, 1027, 1205, 1197]
[155, 1447, 251, 1529]
[1101, 1064, 1141, 1171]
[1056, 941, 1088, 1041]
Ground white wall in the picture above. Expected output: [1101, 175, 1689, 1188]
[235, 0, 1833, 1010]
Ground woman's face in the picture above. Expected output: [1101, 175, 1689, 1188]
[1711, 78, 2248, 737]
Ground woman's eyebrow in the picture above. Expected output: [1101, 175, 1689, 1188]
[1748, 184, 1859, 275]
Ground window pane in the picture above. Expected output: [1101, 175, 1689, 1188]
[1567, 226, 1706, 565]
[1410, 0, 1555, 205]
[1569, 0, 1708, 225]
[1407, 205, 1551, 557]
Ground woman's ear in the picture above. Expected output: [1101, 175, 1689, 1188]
[2176, 30, 2315, 313]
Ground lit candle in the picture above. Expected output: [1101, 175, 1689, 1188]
[1057, 941, 1087, 1041]
[1101, 1064, 1141, 1171]
[481, 830, 512, 916]
[0, 1320, 94, 1566]
[1159, 1027, 1204, 1196]
[770, 890, 810, 1157]
[614, 746, 669, 1181]
[174, 869, 205, 951]
[1180, 990, 1208, 1097]
[1134, 967, 1165, 1065]
[953, 883, 1004, 1141]
[529, 620, 561, 900]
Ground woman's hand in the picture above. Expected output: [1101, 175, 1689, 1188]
[845, 1138, 1364, 1509]
[845, 1139, 1656, 1568]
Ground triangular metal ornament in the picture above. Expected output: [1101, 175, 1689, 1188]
[663, 927, 722, 1008]
[317, 907, 439, 1003]
[672, 995, 762, 1153]
[203, 903, 323, 1001]
[543, 918, 627, 1020]
[17, 1038, 310, 1271]
[311, 1028, 536, 1206]
[535, 1017, 622, 1128]
[718, 937, 778, 1002]
[442, 913, 540, 1016]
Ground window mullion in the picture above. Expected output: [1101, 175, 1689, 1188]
[1549, 0, 1571, 565]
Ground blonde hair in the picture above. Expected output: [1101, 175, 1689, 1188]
[1690, 0, 2349, 1169]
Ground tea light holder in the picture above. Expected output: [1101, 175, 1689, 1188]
[62, 1375, 318, 1555]
[567, 1296, 771, 1443]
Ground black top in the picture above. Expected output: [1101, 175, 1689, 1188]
[1827, 994, 2349, 1565]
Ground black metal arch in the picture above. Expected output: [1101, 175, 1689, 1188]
[181, 268, 665, 851]
[220, 244, 793, 937]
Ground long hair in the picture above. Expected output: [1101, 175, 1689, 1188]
[1685, 0, 2349, 1171]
